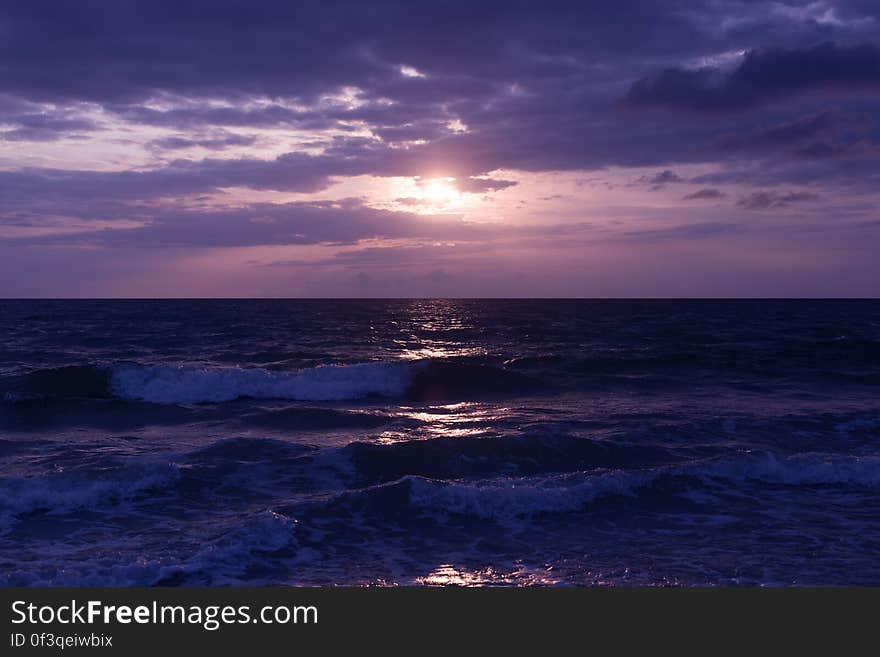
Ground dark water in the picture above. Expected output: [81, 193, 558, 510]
[1, 299, 879, 586]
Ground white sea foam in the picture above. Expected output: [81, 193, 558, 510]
[408, 469, 656, 523]
[407, 452, 880, 522]
[109, 361, 413, 403]
[696, 452, 880, 487]
[3, 510, 301, 586]
[0, 463, 180, 531]
[150, 510, 300, 584]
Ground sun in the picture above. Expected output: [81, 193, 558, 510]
[420, 178, 461, 205]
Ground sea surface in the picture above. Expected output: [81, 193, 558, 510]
[1, 299, 879, 586]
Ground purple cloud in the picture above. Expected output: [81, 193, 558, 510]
[737, 190, 821, 209]
[682, 188, 726, 201]
[626, 42, 880, 113]
[1, 2, 880, 296]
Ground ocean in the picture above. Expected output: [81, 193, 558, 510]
[1, 299, 879, 586]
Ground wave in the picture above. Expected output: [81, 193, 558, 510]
[0, 462, 180, 531]
[1, 362, 410, 404]
[408, 470, 655, 522]
[241, 406, 393, 430]
[150, 510, 301, 586]
[1, 357, 540, 405]
[2, 510, 302, 586]
[185, 436, 315, 463]
[695, 452, 880, 487]
[3, 449, 879, 584]
[109, 362, 413, 403]
[1, 365, 111, 399]
[406, 360, 537, 401]
[406, 452, 880, 522]
[338, 433, 675, 486]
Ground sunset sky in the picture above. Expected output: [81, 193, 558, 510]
[2, 1, 880, 297]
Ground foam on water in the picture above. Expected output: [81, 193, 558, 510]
[407, 452, 880, 522]
[152, 510, 300, 585]
[3, 510, 300, 586]
[695, 452, 880, 487]
[408, 470, 654, 523]
[0, 462, 180, 532]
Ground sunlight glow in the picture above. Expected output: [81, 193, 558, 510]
[419, 178, 461, 206]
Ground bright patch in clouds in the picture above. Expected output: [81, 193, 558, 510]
[447, 119, 468, 133]
[419, 178, 461, 206]
[399, 65, 426, 78]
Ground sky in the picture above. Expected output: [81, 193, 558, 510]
[1, 1, 880, 297]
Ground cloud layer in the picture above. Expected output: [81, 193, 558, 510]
[2, 1, 880, 296]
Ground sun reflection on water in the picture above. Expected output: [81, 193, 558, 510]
[417, 564, 560, 587]
[371, 403, 511, 443]
[391, 299, 493, 360]
[395, 343, 488, 361]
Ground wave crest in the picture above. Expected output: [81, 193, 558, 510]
[109, 362, 412, 403]
[3, 357, 539, 404]
[0, 462, 180, 531]
[408, 452, 880, 522]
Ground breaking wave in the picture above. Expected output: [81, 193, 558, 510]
[0, 462, 180, 531]
[406, 452, 880, 522]
[1, 358, 539, 404]
[109, 362, 413, 403]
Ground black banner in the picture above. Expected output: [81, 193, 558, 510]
[1, 588, 876, 654]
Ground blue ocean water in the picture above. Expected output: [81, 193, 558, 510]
[1, 299, 879, 586]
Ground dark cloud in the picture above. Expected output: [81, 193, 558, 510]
[0, 4, 848, 162]
[636, 170, 686, 189]
[712, 111, 880, 162]
[682, 188, 726, 201]
[625, 42, 880, 113]
[0, 2, 715, 103]
[737, 190, 821, 209]
[111, 103, 335, 130]
[0, 199, 497, 248]
[717, 113, 837, 150]
[0, 109, 99, 142]
[2, 3, 879, 191]
[0, 153, 356, 205]
[455, 177, 517, 193]
[147, 133, 257, 151]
